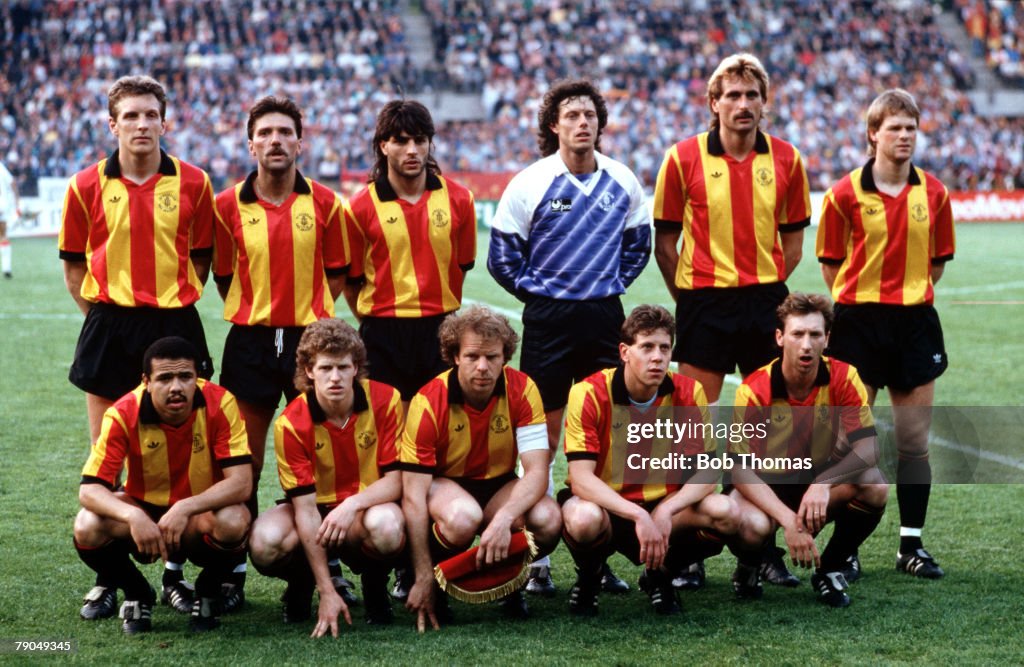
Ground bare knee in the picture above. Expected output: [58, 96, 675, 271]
[73, 508, 108, 547]
[211, 504, 250, 544]
[701, 493, 741, 535]
[436, 498, 483, 546]
[738, 508, 773, 548]
[363, 504, 405, 557]
[562, 499, 606, 544]
[855, 483, 889, 508]
[526, 498, 562, 553]
[249, 513, 294, 567]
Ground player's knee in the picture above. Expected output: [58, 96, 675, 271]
[562, 499, 605, 543]
[856, 483, 889, 508]
[364, 504, 405, 556]
[526, 498, 563, 548]
[211, 504, 250, 544]
[249, 517, 289, 567]
[738, 508, 773, 546]
[702, 493, 740, 534]
[73, 508, 106, 546]
[438, 498, 483, 545]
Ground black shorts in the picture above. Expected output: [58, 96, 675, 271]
[673, 283, 788, 376]
[520, 295, 624, 411]
[359, 314, 448, 401]
[220, 324, 304, 409]
[453, 473, 517, 511]
[828, 303, 947, 391]
[69, 303, 213, 400]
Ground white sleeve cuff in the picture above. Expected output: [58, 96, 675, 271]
[516, 423, 549, 454]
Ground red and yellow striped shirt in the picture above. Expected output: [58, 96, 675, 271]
[212, 171, 347, 326]
[400, 367, 545, 480]
[564, 368, 711, 503]
[274, 380, 403, 505]
[81, 379, 250, 507]
[59, 150, 215, 308]
[345, 173, 476, 318]
[731, 357, 875, 473]
[816, 161, 955, 306]
[652, 129, 811, 289]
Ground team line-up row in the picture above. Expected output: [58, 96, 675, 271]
[61, 51, 952, 635]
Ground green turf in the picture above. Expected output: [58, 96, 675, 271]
[0, 226, 1022, 664]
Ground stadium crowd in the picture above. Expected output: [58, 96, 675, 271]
[2, 0, 1022, 196]
[957, 0, 1024, 83]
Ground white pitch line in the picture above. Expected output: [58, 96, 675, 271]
[940, 280, 1024, 296]
[725, 376, 1024, 470]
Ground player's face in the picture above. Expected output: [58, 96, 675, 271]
[109, 94, 166, 159]
[711, 75, 763, 134]
[550, 96, 598, 155]
[620, 329, 672, 392]
[870, 113, 917, 165]
[454, 332, 506, 406]
[308, 353, 357, 407]
[144, 357, 198, 427]
[381, 133, 429, 181]
[776, 312, 828, 378]
[249, 112, 302, 175]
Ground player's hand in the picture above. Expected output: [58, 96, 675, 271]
[797, 484, 830, 535]
[635, 513, 668, 571]
[129, 511, 167, 562]
[156, 504, 191, 553]
[782, 521, 820, 570]
[311, 589, 351, 638]
[406, 578, 440, 633]
[477, 517, 513, 567]
[318, 500, 357, 549]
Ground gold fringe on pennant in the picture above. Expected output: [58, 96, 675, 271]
[433, 530, 539, 604]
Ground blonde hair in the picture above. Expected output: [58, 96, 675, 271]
[706, 53, 769, 130]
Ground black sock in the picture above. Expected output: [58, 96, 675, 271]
[428, 522, 467, 564]
[75, 538, 152, 602]
[190, 534, 245, 598]
[562, 528, 613, 578]
[820, 499, 885, 572]
[667, 529, 724, 571]
[162, 557, 186, 587]
[897, 454, 931, 552]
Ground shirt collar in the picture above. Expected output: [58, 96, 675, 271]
[546, 150, 612, 177]
[446, 367, 507, 405]
[859, 158, 921, 192]
[706, 128, 770, 157]
[103, 149, 177, 178]
[609, 365, 676, 406]
[305, 381, 369, 424]
[770, 356, 831, 400]
[373, 172, 442, 202]
[139, 384, 207, 425]
[238, 169, 311, 204]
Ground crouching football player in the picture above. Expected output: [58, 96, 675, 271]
[729, 293, 889, 607]
[249, 319, 405, 636]
[560, 305, 750, 616]
[73, 337, 252, 634]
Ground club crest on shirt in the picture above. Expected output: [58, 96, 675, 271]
[817, 405, 831, 424]
[597, 192, 615, 212]
[550, 198, 573, 212]
[490, 414, 510, 434]
[756, 167, 774, 187]
[192, 435, 204, 454]
[294, 212, 314, 232]
[357, 431, 376, 450]
[912, 203, 928, 223]
[431, 208, 450, 228]
[157, 193, 178, 213]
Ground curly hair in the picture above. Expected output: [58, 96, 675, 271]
[776, 292, 834, 333]
[620, 305, 675, 345]
[293, 318, 368, 392]
[865, 88, 920, 157]
[536, 79, 608, 157]
[706, 53, 769, 130]
[108, 75, 167, 120]
[438, 306, 519, 366]
[368, 99, 440, 182]
[247, 95, 303, 140]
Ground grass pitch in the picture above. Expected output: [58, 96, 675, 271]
[1, 225, 1022, 664]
